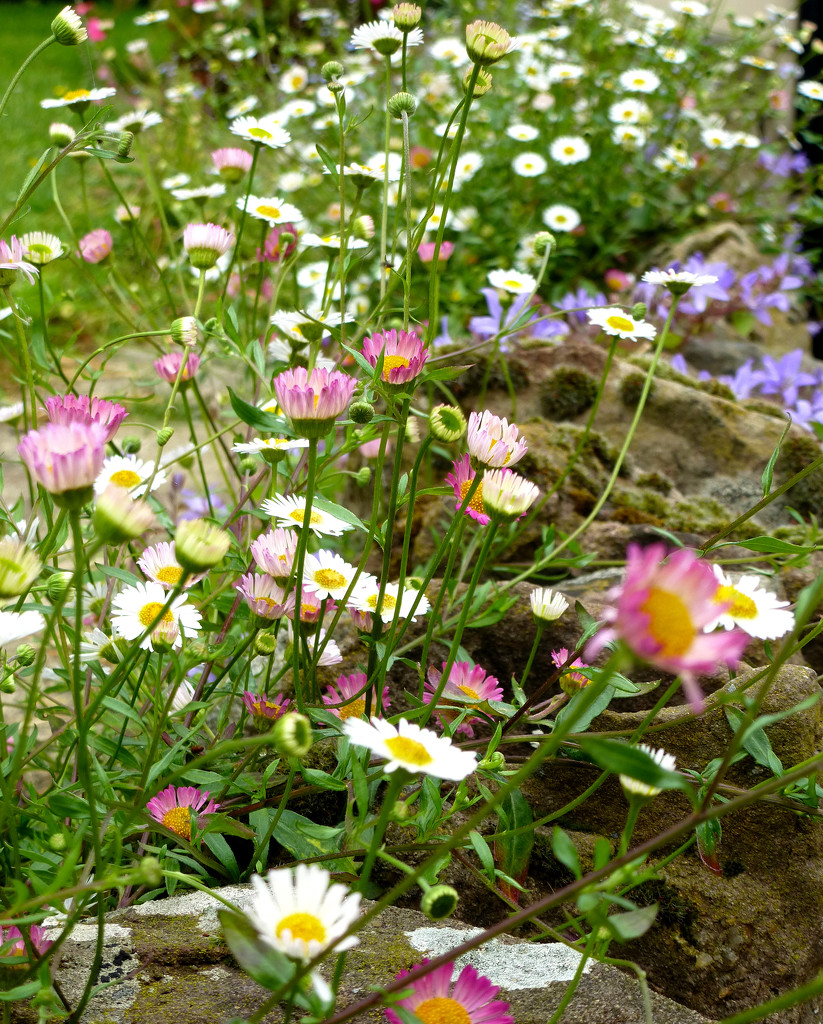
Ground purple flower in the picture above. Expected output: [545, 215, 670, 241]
[717, 360, 767, 400]
[179, 489, 227, 520]
[677, 256, 735, 314]
[470, 288, 566, 347]
[556, 286, 607, 326]
[756, 350, 817, 407]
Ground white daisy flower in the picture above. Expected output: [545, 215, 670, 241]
[165, 84, 199, 103]
[798, 80, 823, 101]
[170, 679, 196, 713]
[619, 744, 677, 798]
[232, 437, 309, 456]
[299, 232, 368, 250]
[506, 123, 540, 141]
[741, 55, 777, 71]
[542, 204, 580, 232]
[303, 550, 358, 601]
[22, 232, 64, 266]
[550, 135, 591, 164]
[280, 66, 308, 93]
[587, 307, 656, 341]
[700, 127, 735, 150]
[229, 115, 290, 149]
[260, 495, 353, 537]
[172, 184, 227, 201]
[296, 261, 328, 291]
[94, 455, 166, 498]
[641, 268, 719, 289]
[0, 401, 25, 423]
[732, 131, 760, 149]
[670, 0, 708, 15]
[315, 626, 343, 666]
[530, 587, 569, 622]
[105, 110, 163, 134]
[134, 9, 170, 23]
[660, 46, 687, 64]
[548, 62, 585, 83]
[488, 268, 537, 294]
[0, 610, 45, 650]
[245, 864, 361, 962]
[454, 151, 484, 180]
[618, 68, 661, 93]
[707, 566, 794, 639]
[350, 21, 423, 53]
[430, 37, 466, 65]
[350, 576, 429, 621]
[137, 541, 204, 589]
[226, 96, 258, 118]
[512, 152, 547, 177]
[237, 195, 303, 225]
[162, 173, 190, 190]
[608, 99, 651, 124]
[111, 582, 201, 651]
[612, 124, 648, 147]
[343, 716, 477, 780]
[41, 87, 116, 109]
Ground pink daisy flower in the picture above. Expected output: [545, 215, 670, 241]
[146, 784, 219, 841]
[258, 224, 299, 263]
[44, 393, 128, 442]
[551, 648, 591, 695]
[183, 222, 235, 269]
[385, 961, 513, 1024]
[242, 691, 290, 726]
[467, 410, 528, 468]
[154, 352, 201, 383]
[250, 527, 298, 579]
[236, 573, 293, 620]
[418, 240, 455, 263]
[361, 328, 430, 386]
[445, 454, 489, 525]
[0, 924, 52, 959]
[78, 228, 113, 264]
[323, 671, 389, 720]
[291, 587, 337, 627]
[0, 236, 39, 284]
[211, 146, 254, 182]
[273, 366, 357, 436]
[18, 421, 108, 498]
[424, 661, 503, 736]
[586, 543, 749, 712]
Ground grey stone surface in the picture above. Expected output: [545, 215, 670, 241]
[8, 885, 719, 1024]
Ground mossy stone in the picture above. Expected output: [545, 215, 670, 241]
[538, 367, 599, 421]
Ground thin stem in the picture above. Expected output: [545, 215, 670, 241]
[38, 272, 71, 389]
[378, 55, 393, 307]
[355, 772, 406, 894]
[193, 268, 207, 320]
[401, 110, 413, 332]
[221, 144, 260, 311]
[0, 35, 55, 124]
[4, 287, 37, 430]
[291, 437, 319, 709]
[518, 622, 545, 693]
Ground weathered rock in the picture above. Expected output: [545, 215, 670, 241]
[12, 888, 716, 1024]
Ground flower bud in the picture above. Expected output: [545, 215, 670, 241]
[429, 404, 466, 442]
[393, 3, 422, 30]
[139, 855, 164, 888]
[327, 80, 345, 95]
[631, 303, 647, 320]
[121, 436, 142, 454]
[117, 132, 134, 159]
[157, 427, 175, 447]
[388, 92, 417, 119]
[464, 66, 493, 96]
[352, 215, 375, 240]
[465, 20, 512, 66]
[355, 466, 371, 486]
[48, 832, 68, 851]
[350, 401, 375, 424]
[239, 457, 258, 475]
[174, 519, 231, 573]
[478, 750, 505, 771]
[93, 487, 156, 544]
[421, 885, 459, 921]
[389, 800, 412, 822]
[254, 631, 278, 656]
[52, 6, 88, 45]
[533, 231, 555, 257]
[0, 674, 15, 694]
[322, 61, 344, 82]
[0, 538, 41, 598]
[171, 316, 199, 346]
[273, 712, 313, 758]
[46, 571, 73, 602]
[15, 644, 36, 666]
[49, 122, 76, 147]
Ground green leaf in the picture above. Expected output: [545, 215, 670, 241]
[552, 827, 581, 879]
[494, 790, 533, 883]
[202, 832, 239, 880]
[218, 910, 296, 991]
[0, 980, 42, 1001]
[422, 364, 473, 382]
[314, 143, 339, 183]
[227, 387, 286, 433]
[736, 536, 810, 555]
[762, 419, 792, 497]
[469, 830, 495, 883]
[273, 809, 354, 870]
[100, 696, 148, 732]
[299, 766, 347, 791]
[728, 310, 757, 337]
[603, 903, 658, 941]
[97, 564, 141, 586]
[555, 683, 615, 734]
[312, 497, 366, 532]
[224, 305, 241, 345]
[577, 737, 691, 794]
[16, 148, 51, 203]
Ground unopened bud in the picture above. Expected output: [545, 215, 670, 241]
[157, 426, 175, 446]
[533, 231, 555, 257]
[50, 122, 76, 147]
[350, 401, 375, 424]
[175, 519, 231, 573]
[327, 80, 345, 94]
[389, 800, 412, 822]
[322, 61, 344, 81]
[465, 20, 512, 66]
[393, 3, 422, 30]
[48, 833, 68, 851]
[52, 5, 88, 45]
[479, 750, 505, 771]
[139, 855, 163, 888]
[429, 404, 466, 443]
[121, 436, 141, 454]
[464, 66, 493, 96]
[254, 631, 278, 656]
[421, 884, 459, 921]
[14, 644, 36, 666]
[273, 712, 313, 758]
[355, 466, 371, 486]
[352, 215, 375, 240]
[388, 92, 417, 119]
[47, 571, 73, 602]
[118, 131, 134, 159]
[171, 316, 199, 346]
[631, 303, 647, 320]
[0, 674, 15, 694]
[239, 456, 257, 475]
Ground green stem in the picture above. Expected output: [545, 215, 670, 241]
[546, 929, 597, 1024]
[378, 55, 393, 308]
[249, 766, 297, 872]
[619, 798, 644, 857]
[401, 110, 413, 332]
[518, 622, 545, 693]
[38, 272, 71, 389]
[0, 35, 55, 123]
[221, 144, 260, 311]
[355, 772, 406, 894]
[193, 268, 207, 320]
[4, 287, 37, 430]
[291, 437, 319, 709]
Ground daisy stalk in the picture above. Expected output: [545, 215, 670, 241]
[3, 287, 37, 432]
[220, 142, 261, 312]
[379, 55, 394, 308]
[0, 32, 57, 126]
[401, 109, 413, 332]
[36, 270, 72, 391]
[425, 61, 481, 344]
[291, 436, 319, 710]
[136, 145, 189, 301]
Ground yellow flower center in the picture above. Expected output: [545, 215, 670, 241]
[563, 145, 576, 155]
[156, 565, 184, 585]
[109, 469, 142, 488]
[162, 806, 191, 840]
[338, 698, 366, 720]
[639, 587, 695, 657]
[288, 509, 324, 525]
[64, 89, 91, 101]
[257, 204, 282, 219]
[314, 568, 347, 590]
[381, 354, 411, 380]
[259, 596, 284, 614]
[248, 126, 272, 140]
[716, 585, 758, 620]
[414, 997, 471, 1024]
[139, 602, 174, 627]
[556, 214, 567, 223]
[28, 243, 53, 258]
[291, 75, 303, 88]
[503, 279, 521, 290]
[456, 684, 480, 700]
[385, 735, 434, 766]
[253, 699, 282, 717]
[276, 912, 326, 945]
[459, 480, 486, 515]
[606, 314, 635, 332]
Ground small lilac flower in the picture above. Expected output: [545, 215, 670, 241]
[756, 350, 817, 407]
